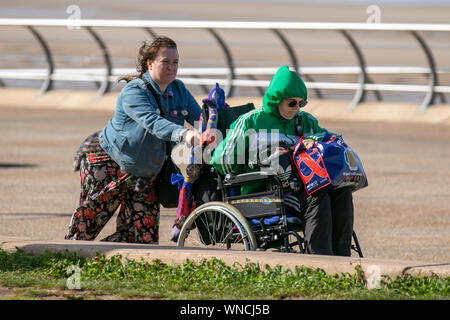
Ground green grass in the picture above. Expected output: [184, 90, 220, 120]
[0, 249, 448, 300]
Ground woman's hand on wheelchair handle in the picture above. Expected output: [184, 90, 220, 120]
[182, 129, 201, 147]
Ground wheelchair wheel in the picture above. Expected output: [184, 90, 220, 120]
[177, 202, 258, 251]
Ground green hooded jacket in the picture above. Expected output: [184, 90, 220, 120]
[210, 66, 338, 194]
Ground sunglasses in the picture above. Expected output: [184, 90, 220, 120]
[288, 99, 308, 108]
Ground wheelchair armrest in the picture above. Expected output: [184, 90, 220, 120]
[223, 171, 276, 186]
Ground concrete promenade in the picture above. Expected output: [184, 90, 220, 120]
[1, 88, 449, 126]
[0, 87, 449, 280]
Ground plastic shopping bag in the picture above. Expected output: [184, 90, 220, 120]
[293, 133, 368, 194]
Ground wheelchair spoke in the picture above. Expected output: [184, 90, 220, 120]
[179, 209, 249, 250]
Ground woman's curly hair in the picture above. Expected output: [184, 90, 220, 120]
[119, 36, 177, 83]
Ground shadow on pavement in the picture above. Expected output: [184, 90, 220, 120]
[0, 163, 37, 169]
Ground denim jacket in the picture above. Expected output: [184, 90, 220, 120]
[99, 71, 201, 178]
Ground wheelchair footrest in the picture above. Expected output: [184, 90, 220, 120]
[226, 196, 283, 219]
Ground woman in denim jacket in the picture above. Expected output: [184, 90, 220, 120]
[65, 37, 201, 243]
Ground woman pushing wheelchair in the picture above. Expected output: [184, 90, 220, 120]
[65, 36, 201, 243]
[210, 66, 358, 256]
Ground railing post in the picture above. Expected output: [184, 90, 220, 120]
[26, 26, 54, 96]
[143, 27, 158, 40]
[85, 26, 112, 99]
[410, 31, 439, 113]
[339, 30, 383, 109]
[271, 28, 323, 99]
[207, 28, 235, 97]
[340, 30, 368, 110]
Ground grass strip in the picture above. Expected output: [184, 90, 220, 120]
[0, 249, 448, 300]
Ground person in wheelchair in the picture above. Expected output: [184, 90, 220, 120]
[210, 66, 354, 256]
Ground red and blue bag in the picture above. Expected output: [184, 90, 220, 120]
[292, 133, 368, 195]
[292, 137, 332, 195]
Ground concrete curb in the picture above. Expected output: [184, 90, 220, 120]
[1, 238, 449, 279]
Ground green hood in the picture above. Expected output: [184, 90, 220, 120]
[262, 66, 308, 117]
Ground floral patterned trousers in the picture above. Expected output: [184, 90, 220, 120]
[65, 151, 160, 244]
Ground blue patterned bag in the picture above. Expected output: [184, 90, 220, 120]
[293, 133, 368, 194]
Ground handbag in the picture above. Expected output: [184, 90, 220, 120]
[156, 156, 181, 208]
[141, 77, 181, 208]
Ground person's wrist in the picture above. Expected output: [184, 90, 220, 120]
[183, 129, 194, 147]
[179, 128, 190, 144]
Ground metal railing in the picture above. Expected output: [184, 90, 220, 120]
[0, 18, 449, 112]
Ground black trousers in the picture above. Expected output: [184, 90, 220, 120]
[292, 187, 354, 256]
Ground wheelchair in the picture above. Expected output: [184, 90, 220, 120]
[175, 104, 363, 257]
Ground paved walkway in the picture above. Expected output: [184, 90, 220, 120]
[1, 88, 449, 280]
[1, 88, 449, 126]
